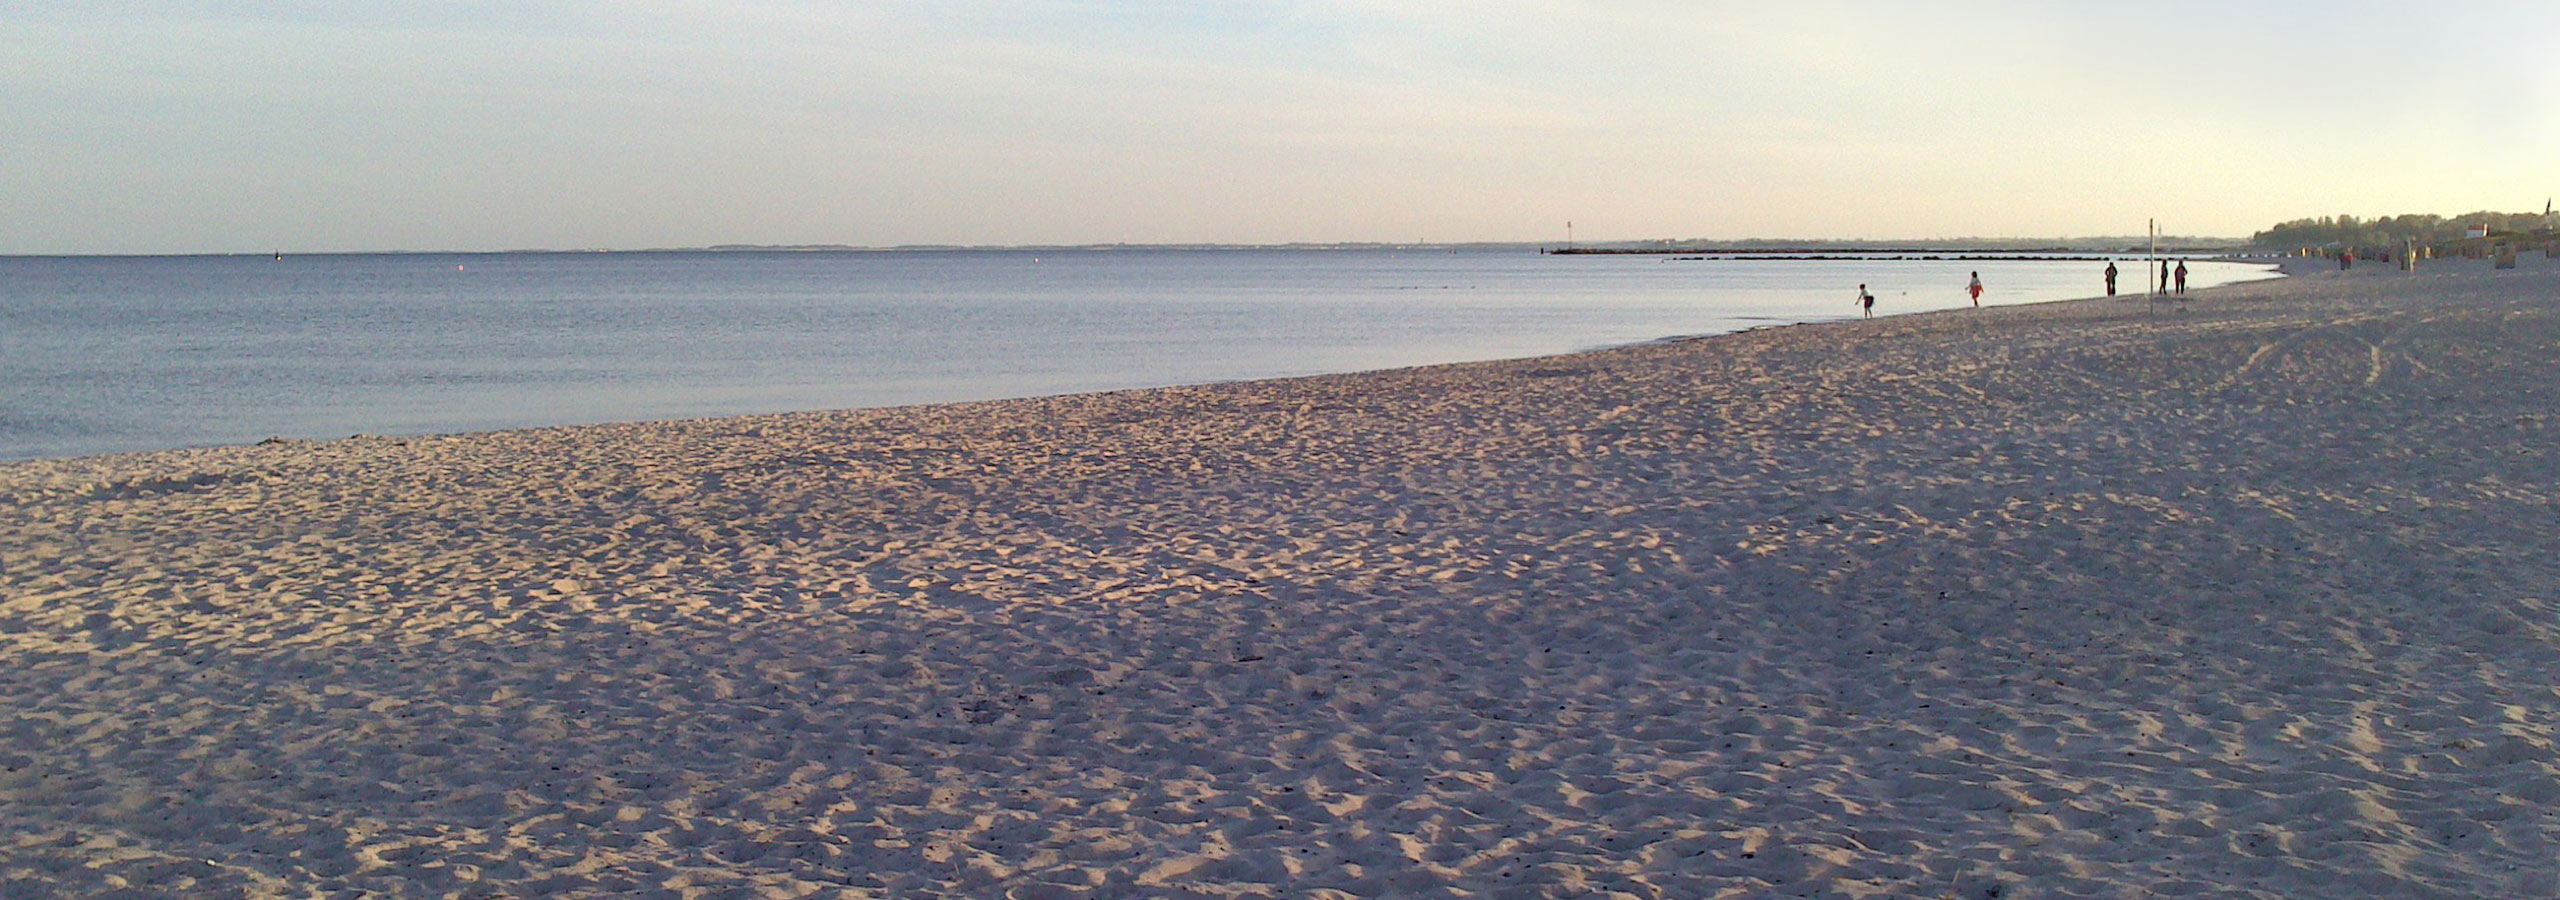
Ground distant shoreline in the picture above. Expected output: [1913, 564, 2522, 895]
[1548, 250, 2259, 261]
[4, 239, 2254, 260]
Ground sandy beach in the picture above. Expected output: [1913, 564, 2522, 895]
[4, 255, 2558, 899]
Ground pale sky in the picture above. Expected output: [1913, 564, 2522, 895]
[8, 1, 2556, 254]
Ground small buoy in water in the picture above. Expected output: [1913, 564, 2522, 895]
[457, 264, 465, 271]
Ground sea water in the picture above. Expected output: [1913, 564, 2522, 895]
[0, 249, 2276, 460]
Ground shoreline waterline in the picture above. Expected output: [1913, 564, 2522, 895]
[0, 250, 2280, 462]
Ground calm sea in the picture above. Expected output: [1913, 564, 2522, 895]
[0, 249, 2276, 461]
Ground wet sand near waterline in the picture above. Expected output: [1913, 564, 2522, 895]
[4, 256, 2558, 899]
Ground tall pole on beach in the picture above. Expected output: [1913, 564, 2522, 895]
[2149, 219, 2159, 294]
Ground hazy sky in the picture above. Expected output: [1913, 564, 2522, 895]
[8, 1, 2556, 253]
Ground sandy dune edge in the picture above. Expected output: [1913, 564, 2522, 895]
[4, 259, 2558, 899]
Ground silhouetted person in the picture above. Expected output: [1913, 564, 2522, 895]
[1967, 271, 1983, 308]
[2159, 259, 2171, 295]
[2104, 261, 2119, 296]
[1858, 284, 1874, 319]
[2174, 260, 2188, 294]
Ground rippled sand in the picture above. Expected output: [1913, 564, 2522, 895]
[5, 256, 2558, 899]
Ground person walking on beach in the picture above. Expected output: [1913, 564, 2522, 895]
[2174, 260, 2188, 294]
[2104, 260, 2119, 296]
[1967, 271, 1983, 308]
[1858, 284, 1875, 319]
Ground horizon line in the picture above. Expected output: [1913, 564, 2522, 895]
[5, 235, 2256, 259]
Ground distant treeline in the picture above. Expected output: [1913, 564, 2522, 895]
[2251, 211, 2555, 250]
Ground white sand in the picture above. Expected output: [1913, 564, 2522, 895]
[5, 255, 2559, 899]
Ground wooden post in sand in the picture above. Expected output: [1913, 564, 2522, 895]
[2148, 219, 2159, 294]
